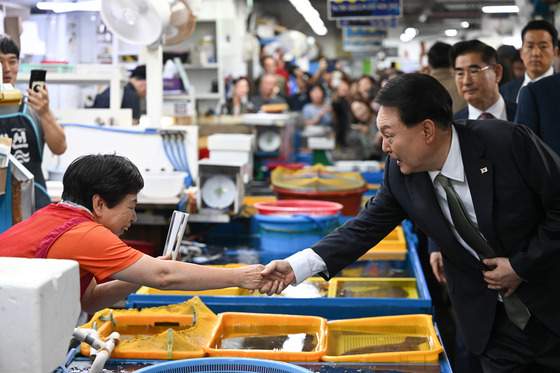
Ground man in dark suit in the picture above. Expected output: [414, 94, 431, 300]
[515, 73, 560, 155]
[450, 40, 517, 121]
[260, 73, 560, 371]
[499, 20, 558, 103]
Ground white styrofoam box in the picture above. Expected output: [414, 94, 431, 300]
[0, 258, 80, 372]
[308, 137, 336, 150]
[209, 150, 253, 184]
[207, 133, 255, 152]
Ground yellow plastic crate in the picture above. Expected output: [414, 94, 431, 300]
[359, 226, 407, 260]
[328, 278, 418, 299]
[243, 195, 277, 215]
[136, 286, 246, 296]
[205, 312, 327, 362]
[323, 314, 444, 363]
[79, 299, 218, 360]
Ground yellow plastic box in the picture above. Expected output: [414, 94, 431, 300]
[79, 298, 218, 360]
[328, 278, 418, 299]
[359, 226, 407, 260]
[205, 312, 327, 362]
[323, 314, 444, 363]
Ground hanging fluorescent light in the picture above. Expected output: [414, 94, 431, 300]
[36, 1, 100, 13]
[482, 5, 519, 13]
[460, 21, 470, 29]
[288, 0, 327, 36]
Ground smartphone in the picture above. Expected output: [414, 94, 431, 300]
[29, 69, 47, 92]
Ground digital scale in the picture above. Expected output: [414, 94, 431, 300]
[197, 158, 245, 214]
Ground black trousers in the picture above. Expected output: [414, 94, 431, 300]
[479, 302, 560, 373]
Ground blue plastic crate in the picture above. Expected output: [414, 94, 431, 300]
[134, 357, 313, 373]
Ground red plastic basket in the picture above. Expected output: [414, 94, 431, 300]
[254, 199, 343, 217]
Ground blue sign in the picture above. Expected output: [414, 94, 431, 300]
[337, 18, 398, 28]
[328, 0, 402, 20]
[344, 27, 388, 38]
[343, 38, 383, 52]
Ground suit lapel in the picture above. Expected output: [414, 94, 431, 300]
[406, 171, 485, 267]
[458, 123, 504, 255]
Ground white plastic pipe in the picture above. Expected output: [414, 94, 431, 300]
[90, 332, 120, 373]
[72, 328, 106, 351]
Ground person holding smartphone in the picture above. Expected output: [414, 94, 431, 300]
[0, 34, 66, 210]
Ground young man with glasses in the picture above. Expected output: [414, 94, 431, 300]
[450, 40, 518, 121]
[499, 20, 559, 103]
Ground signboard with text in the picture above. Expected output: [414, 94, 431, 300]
[337, 18, 398, 28]
[328, 0, 402, 20]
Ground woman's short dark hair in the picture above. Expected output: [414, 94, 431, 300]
[61, 154, 144, 211]
[374, 73, 453, 130]
[0, 34, 20, 57]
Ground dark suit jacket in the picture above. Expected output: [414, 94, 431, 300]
[453, 99, 517, 121]
[311, 120, 560, 354]
[499, 76, 523, 103]
[515, 73, 560, 155]
[91, 82, 141, 120]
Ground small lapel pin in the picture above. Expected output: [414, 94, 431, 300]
[480, 167, 488, 174]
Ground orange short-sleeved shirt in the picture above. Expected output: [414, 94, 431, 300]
[47, 221, 144, 283]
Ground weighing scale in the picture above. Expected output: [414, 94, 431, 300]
[197, 159, 245, 214]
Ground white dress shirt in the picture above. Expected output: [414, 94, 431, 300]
[517, 66, 555, 102]
[467, 95, 508, 120]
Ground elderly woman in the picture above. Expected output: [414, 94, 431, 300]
[0, 154, 273, 313]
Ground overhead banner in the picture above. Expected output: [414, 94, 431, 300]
[328, 0, 403, 20]
[343, 38, 383, 52]
[337, 18, 397, 28]
[343, 27, 388, 38]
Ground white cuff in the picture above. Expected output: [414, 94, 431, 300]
[286, 248, 328, 285]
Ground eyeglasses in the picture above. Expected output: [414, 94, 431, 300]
[454, 65, 495, 79]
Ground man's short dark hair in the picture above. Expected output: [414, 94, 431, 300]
[428, 42, 452, 69]
[521, 19, 558, 45]
[62, 154, 144, 212]
[0, 34, 19, 58]
[374, 73, 453, 130]
[130, 65, 146, 80]
[449, 40, 499, 68]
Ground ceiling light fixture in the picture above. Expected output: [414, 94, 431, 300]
[481, 5, 519, 13]
[288, 0, 327, 36]
[36, 0, 101, 13]
[445, 28, 458, 37]
[460, 21, 470, 28]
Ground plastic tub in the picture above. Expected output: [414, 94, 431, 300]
[254, 213, 340, 254]
[204, 312, 327, 362]
[135, 357, 313, 373]
[272, 185, 368, 216]
[254, 199, 343, 217]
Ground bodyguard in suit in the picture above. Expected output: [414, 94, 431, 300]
[450, 40, 517, 121]
[499, 19, 558, 103]
[515, 73, 560, 156]
[260, 73, 560, 372]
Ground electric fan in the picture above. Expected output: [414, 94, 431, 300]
[99, 0, 196, 126]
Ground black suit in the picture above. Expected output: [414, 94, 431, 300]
[515, 73, 560, 156]
[311, 120, 560, 355]
[453, 99, 518, 121]
[499, 76, 523, 103]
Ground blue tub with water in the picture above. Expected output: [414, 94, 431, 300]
[254, 213, 341, 254]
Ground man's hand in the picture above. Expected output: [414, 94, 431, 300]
[26, 85, 51, 117]
[429, 251, 446, 283]
[483, 257, 523, 297]
[259, 260, 295, 296]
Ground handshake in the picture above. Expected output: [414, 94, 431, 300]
[235, 260, 296, 296]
